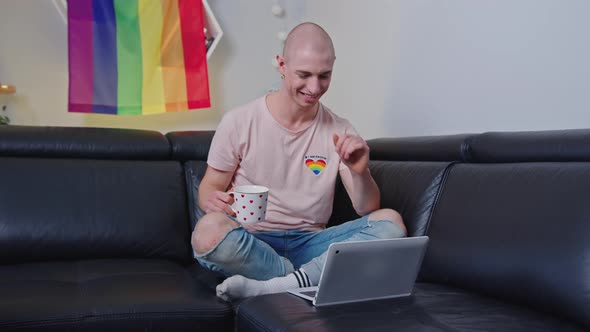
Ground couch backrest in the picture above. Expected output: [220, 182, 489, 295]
[0, 126, 193, 264]
[166, 131, 214, 231]
[368, 134, 472, 162]
[167, 131, 471, 239]
[420, 129, 590, 329]
[328, 135, 474, 236]
[328, 161, 452, 238]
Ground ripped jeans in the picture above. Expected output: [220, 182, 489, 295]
[195, 214, 407, 284]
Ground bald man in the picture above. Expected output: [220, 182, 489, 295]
[192, 22, 407, 301]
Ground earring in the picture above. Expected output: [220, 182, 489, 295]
[280, 74, 285, 79]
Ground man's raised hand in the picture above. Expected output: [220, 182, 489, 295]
[333, 134, 370, 175]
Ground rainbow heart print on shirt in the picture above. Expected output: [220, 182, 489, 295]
[304, 155, 327, 175]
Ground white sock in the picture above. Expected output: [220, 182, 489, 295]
[216, 269, 312, 302]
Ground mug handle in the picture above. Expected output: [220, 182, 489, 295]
[227, 191, 238, 215]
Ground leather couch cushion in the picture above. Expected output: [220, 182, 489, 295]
[368, 134, 473, 161]
[0, 259, 233, 331]
[329, 161, 451, 238]
[167, 131, 471, 162]
[467, 129, 590, 162]
[0, 125, 170, 160]
[166, 131, 214, 161]
[184, 161, 208, 233]
[0, 158, 192, 264]
[421, 163, 590, 329]
[236, 283, 584, 332]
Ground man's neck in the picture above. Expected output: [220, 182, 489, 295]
[266, 91, 319, 132]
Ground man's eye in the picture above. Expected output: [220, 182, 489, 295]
[298, 74, 309, 79]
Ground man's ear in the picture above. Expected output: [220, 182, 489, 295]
[276, 55, 285, 67]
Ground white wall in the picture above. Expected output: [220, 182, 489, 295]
[310, 0, 590, 138]
[1, 0, 590, 138]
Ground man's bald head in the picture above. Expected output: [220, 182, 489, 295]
[282, 22, 335, 63]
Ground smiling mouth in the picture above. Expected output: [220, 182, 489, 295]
[300, 92, 319, 99]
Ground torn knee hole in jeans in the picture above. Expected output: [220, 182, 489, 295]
[195, 227, 243, 258]
[366, 219, 407, 237]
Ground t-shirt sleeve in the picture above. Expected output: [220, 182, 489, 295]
[207, 112, 240, 172]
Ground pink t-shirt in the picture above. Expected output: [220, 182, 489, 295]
[207, 95, 358, 232]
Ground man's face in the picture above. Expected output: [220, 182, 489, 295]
[281, 47, 335, 109]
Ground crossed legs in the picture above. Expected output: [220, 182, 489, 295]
[192, 209, 406, 301]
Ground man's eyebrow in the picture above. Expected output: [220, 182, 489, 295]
[295, 70, 332, 75]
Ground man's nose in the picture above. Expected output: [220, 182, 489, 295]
[307, 77, 321, 94]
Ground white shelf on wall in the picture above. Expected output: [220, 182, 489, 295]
[53, 0, 223, 60]
[202, 0, 223, 60]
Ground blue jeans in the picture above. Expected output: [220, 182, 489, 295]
[195, 214, 407, 284]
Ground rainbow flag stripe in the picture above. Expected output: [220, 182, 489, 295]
[68, 0, 210, 115]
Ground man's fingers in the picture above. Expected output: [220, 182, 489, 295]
[208, 199, 236, 217]
[213, 192, 234, 208]
[341, 136, 369, 161]
[216, 192, 233, 204]
[205, 203, 223, 214]
[340, 140, 350, 159]
[205, 191, 236, 216]
[340, 137, 356, 160]
[336, 134, 369, 162]
[335, 134, 352, 157]
[217, 192, 236, 216]
[223, 204, 236, 217]
[333, 134, 343, 155]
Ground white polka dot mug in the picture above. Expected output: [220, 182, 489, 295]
[229, 185, 269, 224]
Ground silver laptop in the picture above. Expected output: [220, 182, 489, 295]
[287, 236, 429, 307]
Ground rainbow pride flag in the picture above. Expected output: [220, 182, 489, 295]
[68, 0, 210, 115]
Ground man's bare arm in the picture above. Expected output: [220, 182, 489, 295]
[334, 134, 380, 216]
[339, 167, 380, 216]
[198, 166, 236, 215]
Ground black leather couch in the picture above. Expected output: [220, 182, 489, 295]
[1, 125, 588, 331]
